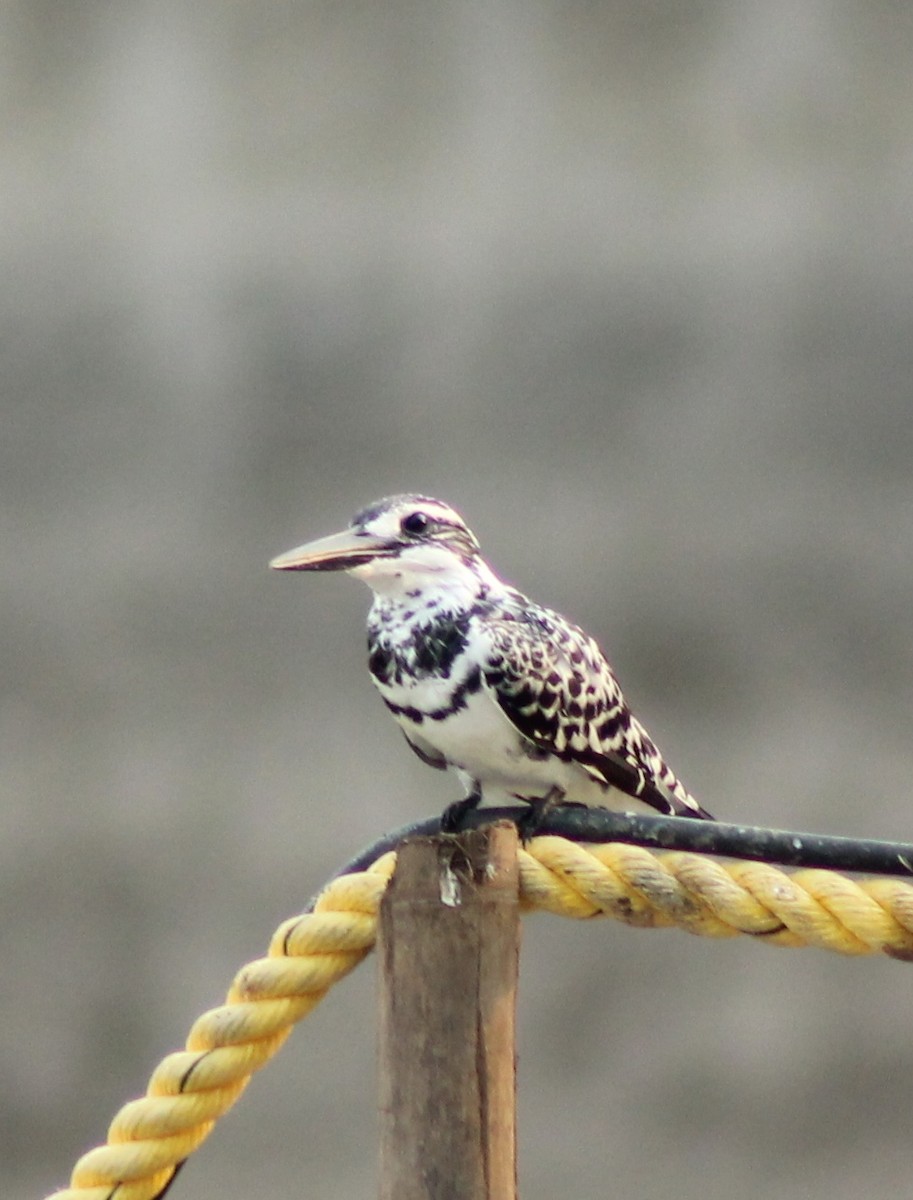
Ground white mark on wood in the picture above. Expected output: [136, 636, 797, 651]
[440, 863, 462, 907]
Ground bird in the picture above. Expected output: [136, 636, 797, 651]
[270, 494, 713, 828]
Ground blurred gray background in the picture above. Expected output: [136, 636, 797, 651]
[4, 3, 913, 1197]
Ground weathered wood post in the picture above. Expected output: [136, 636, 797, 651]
[377, 822, 520, 1200]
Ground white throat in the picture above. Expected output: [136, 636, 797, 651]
[349, 547, 503, 606]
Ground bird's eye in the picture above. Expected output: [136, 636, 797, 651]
[401, 511, 431, 536]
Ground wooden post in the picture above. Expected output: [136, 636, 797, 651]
[377, 822, 520, 1200]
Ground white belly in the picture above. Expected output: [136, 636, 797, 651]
[377, 672, 646, 812]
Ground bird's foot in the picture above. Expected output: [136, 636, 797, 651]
[440, 787, 483, 834]
[515, 786, 570, 841]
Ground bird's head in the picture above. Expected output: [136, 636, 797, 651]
[270, 495, 497, 599]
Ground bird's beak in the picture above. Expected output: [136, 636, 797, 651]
[270, 527, 394, 572]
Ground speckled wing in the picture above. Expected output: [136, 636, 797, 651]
[479, 600, 712, 819]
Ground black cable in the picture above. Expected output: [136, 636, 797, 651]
[306, 805, 913, 910]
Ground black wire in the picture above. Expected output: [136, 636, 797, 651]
[305, 805, 913, 911]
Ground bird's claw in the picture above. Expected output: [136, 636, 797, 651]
[513, 787, 568, 841]
[440, 789, 482, 834]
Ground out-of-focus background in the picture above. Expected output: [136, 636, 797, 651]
[5, 4, 913, 1197]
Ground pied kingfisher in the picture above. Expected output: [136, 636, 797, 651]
[271, 495, 713, 827]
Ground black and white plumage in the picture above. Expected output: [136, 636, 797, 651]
[271, 495, 713, 824]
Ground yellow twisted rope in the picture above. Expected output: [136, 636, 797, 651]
[47, 837, 913, 1200]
